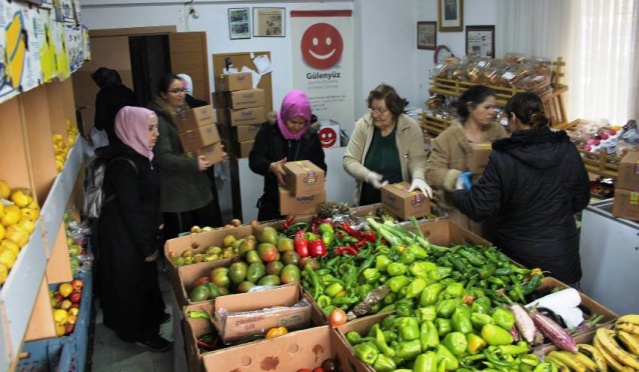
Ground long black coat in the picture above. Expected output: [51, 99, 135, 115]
[96, 144, 165, 341]
[249, 119, 327, 221]
[94, 84, 138, 144]
[453, 128, 590, 283]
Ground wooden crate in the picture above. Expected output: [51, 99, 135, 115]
[578, 149, 622, 179]
[420, 113, 454, 136]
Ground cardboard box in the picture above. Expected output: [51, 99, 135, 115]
[279, 188, 326, 216]
[236, 124, 261, 142]
[212, 284, 312, 344]
[183, 301, 217, 372]
[218, 106, 266, 126]
[317, 120, 341, 149]
[617, 150, 639, 191]
[381, 182, 431, 220]
[238, 140, 254, 158]
[468, 142, 493, 174]
[178, 124, 221, 152]
[214, 72, 252, 92]
[176, 260, 231, 307]
[283, 160, 326, 197]
[228, 89, 265, 109]
[173, 105, 216, 133]
[334, 312, 392, 372]
[612, 189, 639, 221]
[188, 142, 225, 165]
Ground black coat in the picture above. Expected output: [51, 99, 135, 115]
[94, 84, 139, 144]
[96, 144, 165, 341]
[249, 120, 327, 221]
[453, 128, 590, 283]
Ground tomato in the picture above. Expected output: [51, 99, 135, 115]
[321, 358, 338, 372]
[328, 308, 348, 327]
[192, 276, 210, 288]
[312, 368, 324, 372]
[265, 326, 288, 339]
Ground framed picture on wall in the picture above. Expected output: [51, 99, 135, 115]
[417, 22, 437, 50]
[253, 7, 285, 37]
[228, 8, 250, 40]
[438, 0, 463, 32]
[466, 25, 495, 58]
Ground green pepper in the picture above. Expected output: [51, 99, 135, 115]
[319, 223, 334, 246]
[396, 301, 413, 317]
[316, 295, 332, 309]
[521, 273, 543, 295]
[400, 251, 416, 265]
[407, 243, 428, 259]
[375, 326, 396, 357]
[395, 339, 422, 360]
[406, 278, 428, 299]
[414, 352, 438, 372]
[470, 312, 494, 330]
[465, 332, 487, 354]
[382, 314, 398, 329]
[409, 261, 436, 277]
[372, 353, 397, 372]
[494, 267, 513, 276]
[491, 307, 515, 330]
[382, 330, 397, 343]
[363, 268, 381, 284]
[368, 323, 381, 338]
[386, 275, 411, 293]
[481, 324, 514, 346]
[478, 263, 497, 279]
[457, 246, 486, 267]
[419, 283, 447, 307]
[435, 318, 452, 337]
[452, 306, 473, 334]
[417, 306, 437, 322]
[354, 342, 379, 365]
[379, 304, 395, 313]
[325, 282, 344, 297]
[471, 296, 492, 314]
[322, 305, 336, 316]
[442, 332, 468, 356]
[383, 292, 397, 305]
[435, 344, 459, 370]
[332, 296, 359, 306]
[357, 284, 374, 299]
[395, 317, 420, 341]
[448, 254, 470, 275]
[376, 254, 392, 272]
[436, 298, 460, 318]
[369, 301, 382, 314]
[498, 343, 529, 355]
[441, 282, 464, 299]
[420, 320, 439, 350]
[346, 331, 363, 345]
[387, 262, 407, 277]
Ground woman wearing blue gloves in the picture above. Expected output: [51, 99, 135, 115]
[453, 92, 590, 286]
[344, 84, 431, 206]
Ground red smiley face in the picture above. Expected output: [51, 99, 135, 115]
[319, 127, 337, 148]
[300, 23, 343, 69]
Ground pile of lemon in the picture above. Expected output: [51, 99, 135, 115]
[52, 120, 80, 174]
[0, 180, 40, 286]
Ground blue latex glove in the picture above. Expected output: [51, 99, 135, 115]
[456, 172, 474, 190]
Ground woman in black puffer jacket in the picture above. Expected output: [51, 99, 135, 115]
[453, 92, 590, 286]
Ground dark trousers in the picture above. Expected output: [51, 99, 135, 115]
[162, 199, 223, 241]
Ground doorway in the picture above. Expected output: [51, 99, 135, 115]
[129, 35, 171, 106]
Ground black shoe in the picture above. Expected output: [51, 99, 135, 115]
[135, 334, 172, 352]
[160, 312, 171, 324]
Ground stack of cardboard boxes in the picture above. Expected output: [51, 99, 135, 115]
[612, 150, 639, 221]
[213, 72, 266, 158]
[279, 160, 326, 216]
[174, 105, 225, 164]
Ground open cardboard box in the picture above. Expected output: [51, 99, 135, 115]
[333, 312, 392, 372]
[176, 259, 233, 307]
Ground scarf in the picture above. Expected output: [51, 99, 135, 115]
[277, 90, 312, 140]
[115, 106, 156, 161]
[177, 73, 193, 96]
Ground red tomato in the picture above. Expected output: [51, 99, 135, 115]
[312, 368, 325, 372]
[328, 308, 347, 327]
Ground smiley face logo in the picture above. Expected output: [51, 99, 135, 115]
[300, 23, 343, 69]
[318, 127, 337, 148]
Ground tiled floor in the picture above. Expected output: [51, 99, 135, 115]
[89, 265, 176, 372]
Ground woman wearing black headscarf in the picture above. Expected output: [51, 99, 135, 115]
[91, 67, 139, 143]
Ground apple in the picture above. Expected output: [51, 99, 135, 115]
[60, 299, 72, 310]
[71, 279, 83, 291]
[64, 323, 75, 335]
[68, 307, 79, 317]
[71, 303, 80, 309]
[53, 293, 64, 303]
[69, 290, 82, 304]
[67, 314, 77, 325]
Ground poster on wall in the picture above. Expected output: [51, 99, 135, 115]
[291, 10, 354, 134]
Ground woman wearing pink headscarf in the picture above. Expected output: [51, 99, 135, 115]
[249, 90, 327, 221]
[95, 106, 171, 352]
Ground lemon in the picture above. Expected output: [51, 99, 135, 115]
[0, 240, 20, 256]
[0, 248, 17, 269]
[10, 189, 33, 208]
[55, 321, 66, 336]
[0, 180, 10, 199]
[1, 205, 20, 227]
[0, 225, 4, 241]
[5, 225, 28, 247]
[0, 202, 4, 219]
[0, 263, 7, 285]
[20, 219, 35, 234]
[53, 309, 68, 324]
[58, 282, 73, 298]
[21, 207, 38, 222]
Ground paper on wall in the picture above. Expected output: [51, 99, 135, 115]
[253, 54, 273, 75]
[240, 66, 261, 88]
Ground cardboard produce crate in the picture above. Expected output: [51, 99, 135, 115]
[279, 188, 326, 216]
[283, 160, 326, 197]
[176, 259, 233, 307]
[217, 106, 266, 126]
[612, 189, 639, 221]
[187, 141, 225, 165]
[333, 312, 391, 372]
[468, 142, 493, 174]
[173, 105, 216, 133]
[236, 124, 261, 142]
[616, 150, 639, 190]
[381, 181, 430, 221]
[178, 124, 221, 152]
[214, 72, 252, 92]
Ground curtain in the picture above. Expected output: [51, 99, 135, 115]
[497, 0, 638, 125]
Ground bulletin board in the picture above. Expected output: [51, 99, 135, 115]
[212, 51, 273, 113]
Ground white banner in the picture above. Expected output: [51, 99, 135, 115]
[291, 10, 354, 133]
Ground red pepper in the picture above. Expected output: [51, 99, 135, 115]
[336, 246, 358, 256]
[341, 222, 364, 240]
[281, 215, 296, 230]
[310, 240, 327, 257]
[196, 338, 217, 351]
[295, 230, 310, 258]
[362, 231, 377, 242]
[353, 240, 368, 250]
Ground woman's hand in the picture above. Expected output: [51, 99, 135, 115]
[365, 171, 387, 189]
[409, 178, 433, 198]
[197, 155, 211, 171]
[269, 157, 288, 187]
[145, 250, 159, 262]
[456, 172, 474, 190]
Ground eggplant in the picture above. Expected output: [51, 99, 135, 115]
[529, 308, 577, 352]
[510, 304, 538, 343]
[536, 307, 566, 328]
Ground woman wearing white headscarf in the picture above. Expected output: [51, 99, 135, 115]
[95, 106, 171, 352]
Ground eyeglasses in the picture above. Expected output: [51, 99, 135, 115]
[167, 89, 186, 95]
[368, 107, 388, 115]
